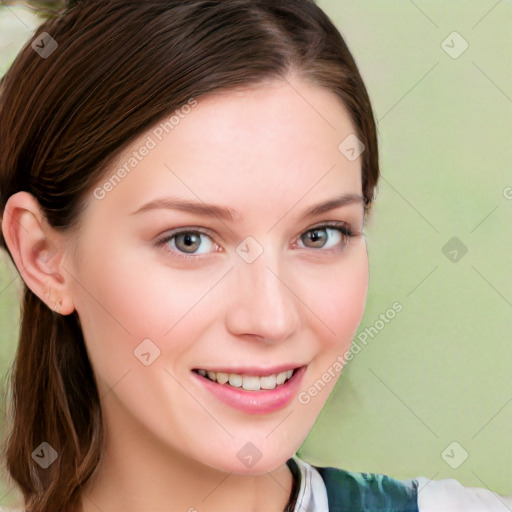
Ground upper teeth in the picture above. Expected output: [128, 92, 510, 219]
[197, 369, 294, 391]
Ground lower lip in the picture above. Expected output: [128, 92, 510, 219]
[192, 366, 307, 414]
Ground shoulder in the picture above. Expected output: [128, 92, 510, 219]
[291, 456, 512, 512]
[416, 476, 512, 511]
[311, 463, 418, 512]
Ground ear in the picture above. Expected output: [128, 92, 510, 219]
[1, 191, 75, 315]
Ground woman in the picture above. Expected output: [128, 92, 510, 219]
[0, 1, 510, 510]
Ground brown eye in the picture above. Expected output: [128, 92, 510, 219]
[301, 228, 329, 248]
[156, 229, 215, 257]
[298, 224, 354, 250]
[174, 232, 202, 253]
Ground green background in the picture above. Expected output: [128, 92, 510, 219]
[0, 1, 511, 506]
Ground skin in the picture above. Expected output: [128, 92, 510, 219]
[2, 76, 369, 512]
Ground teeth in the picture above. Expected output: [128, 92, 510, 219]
[228, 374, 242, 387]
[216, 371, 229, 384]
[242, 375, 260, 391]
[276, 372, 287, 385]
[259, 374, 277, 390]
[197, 369, 295, 390]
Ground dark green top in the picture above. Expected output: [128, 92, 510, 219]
[286, 456, 419, 512]
[315, 464, 418, 511]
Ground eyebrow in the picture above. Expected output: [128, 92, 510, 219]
[130, 193, 365, 221]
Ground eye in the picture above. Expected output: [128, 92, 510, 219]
[155, 228, 218, 259]
[297, 222, 355, 251]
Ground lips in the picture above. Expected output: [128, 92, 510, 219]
[191, 365, 308, 414]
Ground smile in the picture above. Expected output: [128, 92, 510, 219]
[191, 365, 307, 414]
[193, 368, 295, 391]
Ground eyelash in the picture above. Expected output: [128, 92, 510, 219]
[154, 222, 357, 262]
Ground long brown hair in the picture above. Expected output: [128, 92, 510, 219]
[0, 1, 379, 510]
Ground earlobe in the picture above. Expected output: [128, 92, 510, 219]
[1, 191, 75, 316]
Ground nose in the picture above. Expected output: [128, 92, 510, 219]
[224, 245, 301, 343]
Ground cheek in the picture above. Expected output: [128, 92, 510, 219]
[292, 246, 368, 427]
[71, 245, 224, 387]
[299, 240, 368, 348]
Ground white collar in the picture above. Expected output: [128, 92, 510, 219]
[289, 455, 329, 512]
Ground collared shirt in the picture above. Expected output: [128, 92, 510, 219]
[288, 455, 512, 512]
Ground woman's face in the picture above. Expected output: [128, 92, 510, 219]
[64, 77, 368, 474]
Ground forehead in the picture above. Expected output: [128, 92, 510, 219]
[86, 78, 363, 224]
